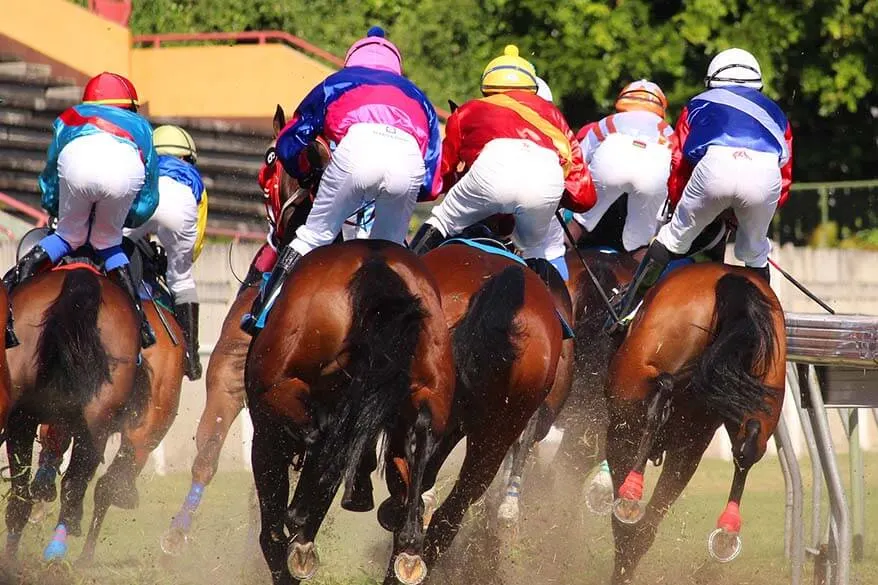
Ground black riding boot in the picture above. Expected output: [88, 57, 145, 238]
[241, 246, 301, 335]
[408, 223, 446, 256]
[3, 245, 53, 348]
[175, 302, 202, 381]
[606, 239, 672, 332]
[107, 264, 156, 349]
[751, 265, 770, 284]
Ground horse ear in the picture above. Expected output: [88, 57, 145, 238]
[273, 105, 286, 137]
[448, 99, 459, 113]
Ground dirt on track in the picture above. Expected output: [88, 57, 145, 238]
[2, 447, 878, 585]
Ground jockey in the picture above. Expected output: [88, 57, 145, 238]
[614, 48, 793, 322]
[408, 45, 596, 285]
[572, 80, 676, 252]
[533, 77, 573, 281]
[125, 125, 207, 379]
[2, 72, 159, 348]
[241, 26, 441, 334]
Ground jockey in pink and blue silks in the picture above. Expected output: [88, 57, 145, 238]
[242, 26, 442, 334]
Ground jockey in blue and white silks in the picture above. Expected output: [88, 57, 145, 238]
[3, 72, 159, 348]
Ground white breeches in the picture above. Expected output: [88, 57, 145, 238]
[291, 123, 425, 256]
[573, 133, 671, 251]
[427, 138, 564, 259]
[125, 176, 199, 303]
[54, 133, 145, 251]
[656, 146, 781, 268]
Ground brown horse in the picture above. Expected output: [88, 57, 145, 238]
[3, 265, 141, 562]
[163, 105, 327, 551]
[606, 262, 785, 584]
[391, 242, 569, 567]
[246, 239, 454, 585]
[27, 297, 186, 562]
[0, 283, 11, 438]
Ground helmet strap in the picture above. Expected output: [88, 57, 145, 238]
[705, 63, 762, 87]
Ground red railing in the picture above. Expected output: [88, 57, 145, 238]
[133, 31, 451, 120]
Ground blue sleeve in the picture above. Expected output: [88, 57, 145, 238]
[419, 92, 442, 199]
[276, 82, 329, 180]
[124, 117, 160, 228]
[39, 117, 65, 216]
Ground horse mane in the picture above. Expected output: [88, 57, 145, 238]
[36, 270, 112, 403]
[452, 264, 525, 392]
[312, 249, 428, 493]
[688, 273, 780, 424]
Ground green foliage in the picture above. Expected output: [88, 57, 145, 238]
[126, 0, 878, 182]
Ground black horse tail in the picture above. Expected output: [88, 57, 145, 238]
[452, 265, 525, 390]
[690, 273, 780, 425]
[315, 255, 427, 492]
[36, 270, 111, 404]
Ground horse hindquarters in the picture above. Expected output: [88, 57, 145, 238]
[691, 273, 785, 562]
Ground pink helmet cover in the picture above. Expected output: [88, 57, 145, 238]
[344, 26, 403, 75]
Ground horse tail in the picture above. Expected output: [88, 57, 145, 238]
[452, 264, 525, 390]
[690, 273, 780, 424]
[36, 270, 111, 403]
[316, 255, 427, 491]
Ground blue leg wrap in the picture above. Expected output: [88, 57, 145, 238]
[40, 234, 72, 263]
[96, 246, 128, 271]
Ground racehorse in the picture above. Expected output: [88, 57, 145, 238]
[162, 105, 328, 552]
[0, 283, 10, 437]
[3, 263, 142, 561]
[246, 239, 454, 585]
[27, 298, 185, 562]
[396, 242, 570, 566]
[606, 262, 785, 584]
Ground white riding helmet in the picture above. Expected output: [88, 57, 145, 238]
[536, 76, 554, 102]
[705, 48, 763, 90]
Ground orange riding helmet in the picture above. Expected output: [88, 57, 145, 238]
[614, 79, 668, 118]
[81, 72, 140, 111]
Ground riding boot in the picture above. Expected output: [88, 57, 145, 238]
[175, 302, 202, 381]
[408, 223, 446, 256]
[107, 264, 157, 349]
[241, 246, 301, 335]
[751, 265, 770, 284]
[3, 245, 53, 348]
[607, 239, 672, 331]
[525, 257, 574, 340]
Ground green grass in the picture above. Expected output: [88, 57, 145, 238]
[3, 452, 878, 585]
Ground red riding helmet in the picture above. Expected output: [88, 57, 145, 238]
[82, 72, 140, 110]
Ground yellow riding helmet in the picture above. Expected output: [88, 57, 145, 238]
[480, 45, 538, 95]
[153, 125, 198, 163]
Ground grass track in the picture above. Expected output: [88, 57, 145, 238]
[2, 451, 878, 585]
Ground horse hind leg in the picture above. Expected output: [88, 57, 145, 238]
[47, 430, 104, 562]
[385, 406, 435, 585]
[613, 373, 674, 525]
[4, 411, 38, 560]
[497, 408, 542, 540]
[611, 427, 714, 585]
[708, 418, 762, 563]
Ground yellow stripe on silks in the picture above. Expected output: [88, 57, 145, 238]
[193, 189, 208, 261]
[480, 94, 573, 177]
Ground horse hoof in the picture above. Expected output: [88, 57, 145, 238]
[378, 498, 403, 532]
[612, 497, 645, 525]
[585, 470, 614, 516]
[160, 527, 188, 557]
[341, 485, 374, 513]
[393, 552, 427, 585]
[708, 528, 742, 563]
[288, 541, 319, 580]
[43, 538, 68, 562]
[28, 501, 51, 525]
